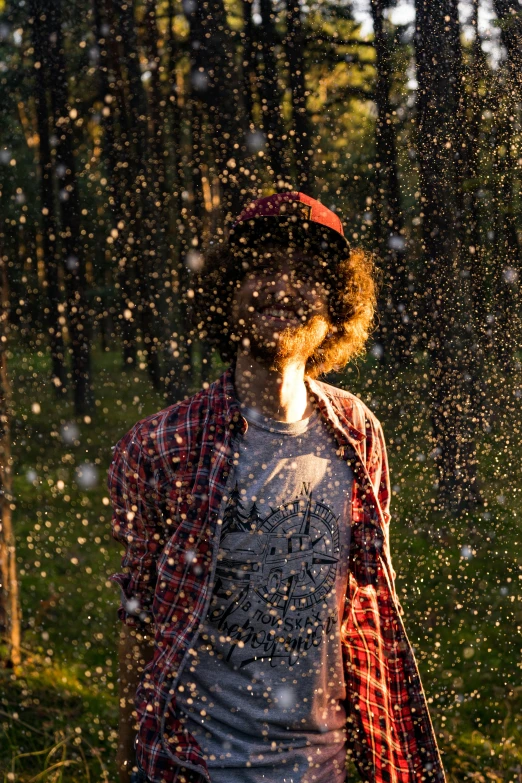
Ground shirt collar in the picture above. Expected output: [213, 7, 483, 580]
[305, 375, 367, 447]
[218, 366, 366, 447]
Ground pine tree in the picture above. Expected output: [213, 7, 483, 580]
[246, 500, 263, 531]
[222, 483, 247, 534]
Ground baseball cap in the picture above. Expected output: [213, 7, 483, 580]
[228, 192, 350, 262]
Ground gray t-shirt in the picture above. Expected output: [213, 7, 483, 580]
[175, 404, 354, 783]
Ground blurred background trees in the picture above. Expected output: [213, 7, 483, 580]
[0, 0, 520, 518]
[0, 0, 519, 503]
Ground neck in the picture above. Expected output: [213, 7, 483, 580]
[234, 350, 315, 423]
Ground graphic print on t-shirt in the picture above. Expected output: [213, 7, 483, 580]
[174, 412, 353, 783]
[208, 482, 340, 669]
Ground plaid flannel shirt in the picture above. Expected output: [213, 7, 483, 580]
[109, 368, 446, 783]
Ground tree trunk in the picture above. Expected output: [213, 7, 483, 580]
[0, 250, 21, 668]
[184, 0, 246, 384]
[493, 0, 522, 99]
[490, 0, 522, 375]
[259, 0, 291, 185]
[369, 0, 411, 367]
[186, 97, 209, 390]
[93, 0, 138, 369]
[461, 0, 493, 427]
[166, 0, 188, 263]
[29, 0, 67, 394]
[117, 0, 163, 389]
[163, 0, 192, 403]
[414, 0, 483, 514]
[492, 82, 521, 373]
[241, 0, 256, 131]
[46, 0, 92, 415]
[143, 0, 174, 396]
[285, 0, 312, 190]
[185, 0, 246, 219]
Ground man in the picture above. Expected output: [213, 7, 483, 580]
[109, 192, 445, 783]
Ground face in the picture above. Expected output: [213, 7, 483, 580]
[230, 245, 332, 369]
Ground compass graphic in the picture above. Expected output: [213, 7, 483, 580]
[214, 492, 340, 617]
[255, 495, 339, 613]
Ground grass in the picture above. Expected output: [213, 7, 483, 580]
[1, 338, 521, 782]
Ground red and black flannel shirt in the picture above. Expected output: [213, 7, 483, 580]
[109, 367, 446, 783]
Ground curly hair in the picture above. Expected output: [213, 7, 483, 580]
[192, 234, 381, 379]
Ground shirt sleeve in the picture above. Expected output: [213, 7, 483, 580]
[371, 417, 397, 588]
[108, 422, 165, 631]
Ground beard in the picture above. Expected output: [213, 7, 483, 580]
[239, 313, 331, 372]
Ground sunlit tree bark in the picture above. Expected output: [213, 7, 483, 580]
[0, 249, 21, 668]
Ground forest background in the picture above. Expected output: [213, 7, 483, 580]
[0, 0, 521, 780]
